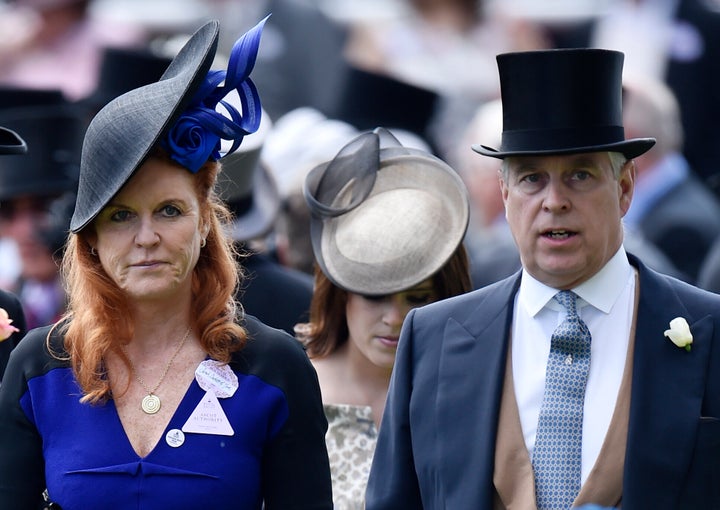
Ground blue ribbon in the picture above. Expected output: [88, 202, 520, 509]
[162, 15, 268, 173]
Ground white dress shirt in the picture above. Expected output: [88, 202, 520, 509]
[512, 246, 636, 484]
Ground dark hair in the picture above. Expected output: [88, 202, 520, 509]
[299, 244, 471, 358]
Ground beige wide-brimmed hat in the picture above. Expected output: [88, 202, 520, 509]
[304, 128, 469, 296]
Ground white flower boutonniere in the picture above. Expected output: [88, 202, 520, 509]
[0, 307, 19, 342]
[664, 317, 693, 352]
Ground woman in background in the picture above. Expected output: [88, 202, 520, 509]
[296, 128, 472, 509]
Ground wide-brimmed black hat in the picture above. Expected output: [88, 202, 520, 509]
[71, 16, 267, 233]
[0, 127, 27, 156]
[473, 48, 655, 159]
[70, 20, 220, 232]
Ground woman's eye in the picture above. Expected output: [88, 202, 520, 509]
[161, 205, 181, 217]
[405, 293, 435, 306]
[361, 294, 389, 303]
[110, 210, 131, 222]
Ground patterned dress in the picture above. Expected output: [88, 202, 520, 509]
[323, 403, 379, 510]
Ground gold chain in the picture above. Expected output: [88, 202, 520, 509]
[124, 327, 191, 397]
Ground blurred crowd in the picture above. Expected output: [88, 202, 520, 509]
[2, 0, 720, 333]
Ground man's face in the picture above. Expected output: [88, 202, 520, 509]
[500, 152, 634, 289]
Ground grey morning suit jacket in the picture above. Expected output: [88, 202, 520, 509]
[366, 254, 720, 509]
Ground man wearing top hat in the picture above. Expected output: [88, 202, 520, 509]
[0, 126, 28, 383]
[366, 48, 720, 509]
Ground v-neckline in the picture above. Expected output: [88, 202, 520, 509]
[111, 374, 204, 458]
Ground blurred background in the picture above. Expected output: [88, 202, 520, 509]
[2, 0, 720, 330]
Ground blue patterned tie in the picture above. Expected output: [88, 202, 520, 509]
[532, 290, 592, 510]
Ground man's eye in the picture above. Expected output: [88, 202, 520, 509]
[573, 170, 591, 180]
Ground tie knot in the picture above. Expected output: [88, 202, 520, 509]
[554, 290, 578, 317]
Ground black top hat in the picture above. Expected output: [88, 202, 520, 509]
[333, 66, 438, 140]
[0, 86, 66, 111]
[473, 48, 655, 159]
[0, 104, 86, 201]
[0, 127, 27, 156]
[80, 46, 174, 113]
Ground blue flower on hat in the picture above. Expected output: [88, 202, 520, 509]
[162, 15, 267, 173]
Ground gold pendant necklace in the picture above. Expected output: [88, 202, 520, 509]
[124, 327, 191, 415]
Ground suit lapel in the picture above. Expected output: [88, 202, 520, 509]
[436, 274, 520, 509]
[624, 259, 713, 509]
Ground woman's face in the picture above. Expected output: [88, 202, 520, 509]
[91, 158, 208, 305]
[345, 279, 437, 370]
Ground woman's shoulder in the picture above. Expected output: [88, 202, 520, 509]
[4, 325, 68, 383]
[231, 314, 313, 377]
[240, 314, 306, 355]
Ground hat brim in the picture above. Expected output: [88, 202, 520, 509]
[313, 152, 469, 296]
[0, 127, 27, 155]
[472, 137, 656, 160]
[70, 20, 220, 233]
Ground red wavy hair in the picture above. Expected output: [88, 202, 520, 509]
[56, 151, 246, 404]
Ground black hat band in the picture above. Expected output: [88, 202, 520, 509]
[501, 125, 625, 153]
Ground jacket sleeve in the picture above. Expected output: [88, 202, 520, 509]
[0, 329, 50, 510]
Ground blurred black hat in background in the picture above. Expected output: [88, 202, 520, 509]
[0, 86, 67, 111]
[0, 103, 87, 201]
[331, 65, 439, 146]
[78, 45, 173, 114]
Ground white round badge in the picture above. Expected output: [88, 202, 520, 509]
[165, 429, 185, 448]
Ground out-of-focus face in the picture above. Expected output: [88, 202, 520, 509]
[500, 152, 633, 289]
[91, 158, 208, 305]
[345, 279, 437, 370]
[0, 195, 58, 282]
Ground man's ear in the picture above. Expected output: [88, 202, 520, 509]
[618, 159, 635, 217]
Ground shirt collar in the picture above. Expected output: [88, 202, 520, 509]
[519, 246, 632, 317]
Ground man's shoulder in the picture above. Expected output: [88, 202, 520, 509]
[414, 273, 520, 324]
[639, 260, 720, 310]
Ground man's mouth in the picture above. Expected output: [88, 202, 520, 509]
[543, 230, 576, 239]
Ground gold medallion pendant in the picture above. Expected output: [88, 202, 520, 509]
[141, 394, 161, 414]
[124, 327, 191, 416]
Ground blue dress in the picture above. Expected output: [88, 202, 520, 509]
[0, 316, 332, 510]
